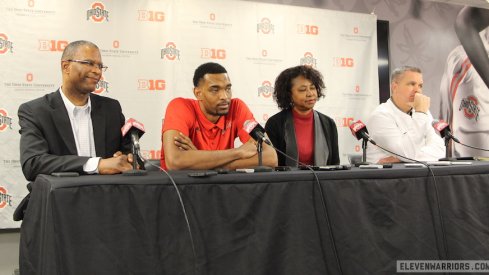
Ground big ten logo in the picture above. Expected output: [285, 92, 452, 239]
[300, 52, 317, 68]
[201, 48, 226, 60]
[93, 76, 109, 94]
[138, 79, 166, 91]
[0, 186, 13, 209]
[334, 117, 354, 128]
[161, 42, 180, 61]
[257, 81, 273, 98]
[138, 10, 164, 22]
[257, 18, 274, 34]
[87, 2, 109, 22]
[38, 40, 68, 52]
[141, 149, 161, 160]
[333, 57, 354, 68]
[0, 109, 13, 131]
[297, 24, 319, 35]
[0, 33, 14, 54]
[26, 73, 33, 82]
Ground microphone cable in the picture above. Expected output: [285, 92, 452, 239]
[453, 140, 489, 152]
[368, 142, 449, 261]
[268, 145, 344, 275]
[140, 153, 198, 275]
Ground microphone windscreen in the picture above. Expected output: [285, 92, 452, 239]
[121, 118, 146, 137]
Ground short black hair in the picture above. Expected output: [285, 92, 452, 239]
[61, 40, 99, 61]
[193, 62, 227, 87]
[273, 65, 325, 110]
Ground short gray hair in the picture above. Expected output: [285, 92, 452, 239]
[61, 40, 99, 61]
[390, 66, 422, 83]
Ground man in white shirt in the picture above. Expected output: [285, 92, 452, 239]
[366, 66, 444, 163]
[18, 40, 134, 181]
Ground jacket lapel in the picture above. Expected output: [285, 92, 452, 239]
[90, 94, 106, 157]
[48, 90, 78, 155]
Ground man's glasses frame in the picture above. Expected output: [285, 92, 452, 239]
[65, 59, 108, 72]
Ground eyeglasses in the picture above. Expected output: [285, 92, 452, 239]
[65, 59, 108, 72]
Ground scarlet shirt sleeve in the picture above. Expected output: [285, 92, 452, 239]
[162, 98, 194, 136]
[233, 98, 255, 144]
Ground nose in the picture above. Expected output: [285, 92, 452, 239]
[219, 89, 230, 99]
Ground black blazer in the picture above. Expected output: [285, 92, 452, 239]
[18, 90, 130, 181]
[265, 108, 340, 166]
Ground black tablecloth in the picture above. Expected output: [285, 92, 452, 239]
[19, 163, 489, 275]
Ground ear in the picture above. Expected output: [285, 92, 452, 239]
[194, 87, 202, 100]
[61, 61, 70, 74]
[390, 81, 397, 95]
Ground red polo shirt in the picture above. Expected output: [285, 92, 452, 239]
[160, 97, 254, 169]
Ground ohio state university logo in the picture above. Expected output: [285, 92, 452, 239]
[459, 96, 480, 121]
[0, 187, 13, 209]
[93, 76, 109, 94]
[257, 18, 274, 34]
[257, 81, 273, 98]
[300, 52, 317, 68]
[0, 33, 14, 54]
[87, 2, 109, 22]
[161, 42, 180, 60]
[0, 109, 13, 131]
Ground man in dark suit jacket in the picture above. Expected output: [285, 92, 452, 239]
[18, 40, 133, 182]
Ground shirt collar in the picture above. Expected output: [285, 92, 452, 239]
[59, 87, 92, 117]
[195, 100, 226, 131]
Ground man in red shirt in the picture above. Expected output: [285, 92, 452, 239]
[160, 62, 277, 170]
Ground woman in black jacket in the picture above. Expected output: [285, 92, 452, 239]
[265, 65, 339, 167]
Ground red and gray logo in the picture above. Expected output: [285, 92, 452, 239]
[258, 81, 273, 98]
[459, 95, 480, 121]
[0, 33, 14, 54]
[300, 52, 317, 68]
[0, 109, 13, 132]
[87, 2, 109, 22]
[161, 42, 180, 61]
[257, 18, 274, 34]
[93, 76, 109, 94]
[0, 187, 13, 209]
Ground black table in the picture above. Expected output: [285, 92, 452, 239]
[19, 163, 489, 275]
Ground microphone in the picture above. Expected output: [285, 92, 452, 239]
[432, 120, 460, 143]
[349, 120, 376, 145]
[121, 118, 146, 175]
[121, 118, 146, 149]
[243, 120, 271, 145]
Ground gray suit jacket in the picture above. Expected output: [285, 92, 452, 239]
[18, 90, 130, 181]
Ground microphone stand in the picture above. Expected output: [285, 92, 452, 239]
[123, 138, 147, 176]
[439, 137, 457, 161]
[252, 139, 273, 172]
[355, 138, 371, 166]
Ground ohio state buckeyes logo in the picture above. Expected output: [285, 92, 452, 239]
[0, 187, 13, 208]
[0, 109, 13, 131]
[258, 81, 273, 98]
[93, 76, 109, 94]
[257, 18, 274, 34]
[300, 52, 317, 68]
[87, 2, 109, 22]
[160, 42, 180, 60]
[0, 33, 14, 54]
[459, 96, 480, 121]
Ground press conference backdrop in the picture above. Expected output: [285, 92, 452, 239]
[0, 0, 379, 229]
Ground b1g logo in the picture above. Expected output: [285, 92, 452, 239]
[201, 48, 226, 60]
[333, 57, 354, 68]
[0, 187, 13, 209]
[0, 109, 13, 132]
[257, 18, 274, 34]
[38, 40, 68, 52]
[138, 10, 164, 22]
[257, 81, 273, 98]
[87, 2, 109, 22]
[94, 76, 109, 94]
[335, 117, 354, 127]
[297, 25, 319, 35]
[161, 42, 180, 61]
[300, 52, 317, 68]
[142, 149, 161, 160]
[138, 79, 166, 91]
[0, 33, 14, 54]
[459, 95, 480, 121]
